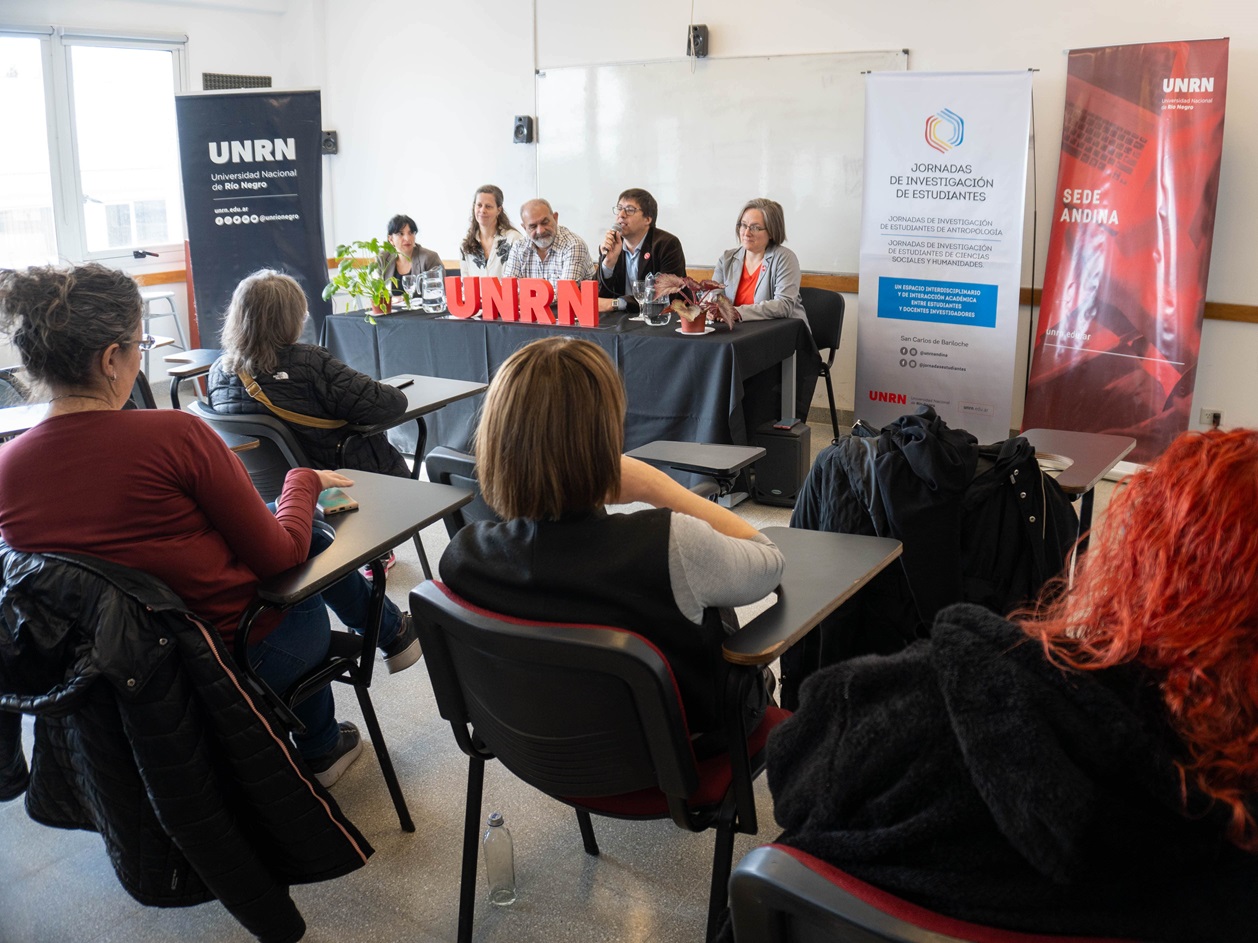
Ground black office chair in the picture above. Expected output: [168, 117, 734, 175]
[125, 370, 158, 410]
[423, 446, 498, 538]
[234, 523, 414, 832]
[188, 401, 433, 576]
[728, 844, 1140, 943]
[410, 580, 790, 943]
[0, 367, 29, 408]
[799, 287, 845, 443]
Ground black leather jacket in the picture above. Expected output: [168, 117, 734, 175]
[0, 545, 373, 943]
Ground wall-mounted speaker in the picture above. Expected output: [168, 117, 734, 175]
[687, 24, 709, 58]
[513, 115, 535, 144]
[321, 130, 338, 155]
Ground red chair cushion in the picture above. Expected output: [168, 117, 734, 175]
[771, 844, 1136, 943]
[568, 706, 792, 817]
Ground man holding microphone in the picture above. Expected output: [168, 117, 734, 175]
[596, 189, 688, 314]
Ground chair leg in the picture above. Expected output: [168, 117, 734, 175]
[459, 757, 486, 943]
[824, 371, 840, 443]
[705, 797, 740, 943]
[413, 533, 433, 580]
[575, 809, 599, 856]
[351, 684, 415, 832]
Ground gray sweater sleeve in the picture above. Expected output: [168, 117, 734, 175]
[667, 511, 785, 624]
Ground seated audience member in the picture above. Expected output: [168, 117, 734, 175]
[711, 198, 805, 323]
[439, 336, 783, 748]
[502, 198, 596, 284]
[596, 188, 687, 313]
[766, 428, 1258, 941]
[459, 184, 521, 278]
[208, 270, 410, 477]
[380, 213, 442, 297]
[0, 263, 420, 786]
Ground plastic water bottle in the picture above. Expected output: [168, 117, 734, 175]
[483, 811, 516, 905]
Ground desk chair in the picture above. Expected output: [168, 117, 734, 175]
[0, 367, 28, 408]
[125, 371, 158, 410]
[425, 442, 765, 538]
[164, 348, 220, 409]
[139, 289, 186, 375]
[410, 580, 789, 943]
[729, 844, 1138, 943]
[799, 287, 845, 443]
[234, 524, 414, 832]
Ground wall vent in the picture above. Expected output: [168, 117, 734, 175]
[202, 72, 272, 91]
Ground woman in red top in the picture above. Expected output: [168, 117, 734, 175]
[711, 198, 806, 324]
[0, 263, 414, 786]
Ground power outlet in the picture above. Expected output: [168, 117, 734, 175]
[1199, 408, 1223, 428]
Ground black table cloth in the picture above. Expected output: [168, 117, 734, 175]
[322, 310, 819, 459]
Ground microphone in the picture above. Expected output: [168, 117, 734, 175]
[599, 221, 623, 260]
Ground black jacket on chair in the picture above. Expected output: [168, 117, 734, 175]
[784, 407, 1077, 680]
[0, 545, 373, 943]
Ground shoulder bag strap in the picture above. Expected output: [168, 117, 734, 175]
[236, 369, 347, 429]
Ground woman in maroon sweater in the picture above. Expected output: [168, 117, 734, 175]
[0, 263, 404, 786]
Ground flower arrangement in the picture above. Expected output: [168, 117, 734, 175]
[649, 274, 740, 330]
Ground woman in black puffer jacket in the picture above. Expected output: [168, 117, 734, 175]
[207, 269, 409, 476]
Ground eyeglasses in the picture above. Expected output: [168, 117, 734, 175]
[612, 204, 641, 216]
[137, 333, 157, 351]
[737, 223, 767, 234]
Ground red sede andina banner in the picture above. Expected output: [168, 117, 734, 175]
[1022, 39, 1229, 463]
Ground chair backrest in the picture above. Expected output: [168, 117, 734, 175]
[409, 580, 700, 800]
[423, 446, 499, 537]
[729, 845, 1137, 943]
[124, 370, 158, 410]
[799, 287, 845, 361]
[187, 401, 311, 501]
[0, 367, 28, 408]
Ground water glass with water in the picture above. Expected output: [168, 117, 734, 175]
[420, 265, 446, 313]
[400, 274, 417, 309]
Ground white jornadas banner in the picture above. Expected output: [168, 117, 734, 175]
[856, 71, 1031, 442]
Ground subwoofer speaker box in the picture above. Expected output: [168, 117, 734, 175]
[751, 421, 811, 507]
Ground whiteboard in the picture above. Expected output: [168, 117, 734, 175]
[536, 50, 907, 276]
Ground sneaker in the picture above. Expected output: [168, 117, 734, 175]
[307, 721, 363, 788]
[382, 612, 422, 674]
[361, 551, 397, 581]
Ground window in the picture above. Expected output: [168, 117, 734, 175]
[0, 28, 187, 267]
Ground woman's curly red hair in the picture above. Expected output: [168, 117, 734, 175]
[1018, 429, 1258, 850]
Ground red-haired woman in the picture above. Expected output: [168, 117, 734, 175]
[765, 429, 1258, 941]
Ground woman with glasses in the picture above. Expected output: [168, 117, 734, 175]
[0, 263, 419, 788]
[711, 197, 805, 323]
[458, 185, 521, 278]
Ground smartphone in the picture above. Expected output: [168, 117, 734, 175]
[317, 487, 359, 515]
[772, 418, 798, 430]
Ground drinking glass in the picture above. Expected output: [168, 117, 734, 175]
[629, 279, 649, 321]
[420, 266, 446, 313]
[400, 274, 417, 309]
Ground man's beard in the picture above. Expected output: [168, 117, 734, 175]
[531, 234, 554, 249]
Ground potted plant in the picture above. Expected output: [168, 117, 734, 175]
[322, 237, 402, 321]
[649, 274, 740, 333]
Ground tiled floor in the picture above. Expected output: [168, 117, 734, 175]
[0, 419, 1119, 942]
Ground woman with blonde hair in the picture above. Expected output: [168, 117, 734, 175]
[208, 269, 409, 476]
[458, 184, 521, 277]
[439, 336, 784, 748]
[766, 428, 1258, 939]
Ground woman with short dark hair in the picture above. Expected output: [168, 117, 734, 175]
[440, 336, 785, 747]
[380, 213, 442, 298]
[711, 197, 805, 323]
[0, 263, 419, 786]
